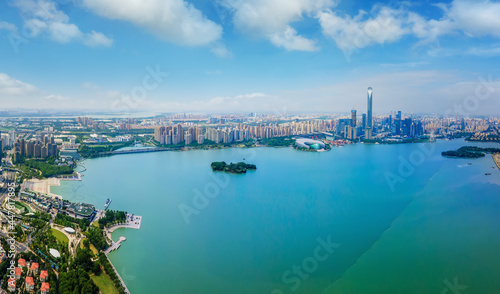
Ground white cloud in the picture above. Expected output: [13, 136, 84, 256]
[317, 0, 500, 54]
[211, 43, 233, 58]
[380, 61, 429, 68]
[48, 22, 82, 43]
[12, 0, 113, 47]
[80, 0, 222, 46]
[220, 0, 335, 51]
[269, 26, 318, 51]
[82, 81, 101, 91]
[0, 20, 17, 32]
[447, 0, 500, 37]
[428, 45, 500, 57]
[84, 30, 114, 47]
[318, 6, 410, 54]
[0, 73, 38, 96]
[43, 94, 67, 100]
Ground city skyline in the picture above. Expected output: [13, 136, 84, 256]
[0, 0, 500, 114]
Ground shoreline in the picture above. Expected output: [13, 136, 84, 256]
[23, 172, 82, 200]
[35, 137, 495, 293]
[494, 153, 500, 170]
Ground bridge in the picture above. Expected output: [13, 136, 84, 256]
[0, 209, 23, 220]
[99, 148, 170, 156]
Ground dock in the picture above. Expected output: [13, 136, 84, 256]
[104, 236, 126, 255]
[104, 214, 142, 254]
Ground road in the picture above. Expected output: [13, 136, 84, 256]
[0, 231, 28, 253]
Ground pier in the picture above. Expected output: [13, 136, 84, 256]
[104, 236, 126, 255]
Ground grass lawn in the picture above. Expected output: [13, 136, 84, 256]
[51, 228, 69, 244]
[91, 272, 119, 294]
[90, 243, 99, 255]
[79, 239, 99, 255]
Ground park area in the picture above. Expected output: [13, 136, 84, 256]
[51, 228, 69, 244]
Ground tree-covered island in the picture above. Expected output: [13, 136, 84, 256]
[211, 161, 257, 174]
[442, 146, 500, 158]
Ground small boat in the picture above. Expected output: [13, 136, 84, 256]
[467, 163, 472, 165]
[105, 198, 112, 210]
[485, 173, 492, 175]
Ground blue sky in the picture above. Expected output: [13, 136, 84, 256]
[1, 0, 500, 115]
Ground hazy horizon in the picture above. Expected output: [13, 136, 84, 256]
[1, 0, 500, 114]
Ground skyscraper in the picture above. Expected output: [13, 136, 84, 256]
[367, 87, 373, 128]
[351, 109, 357, 127]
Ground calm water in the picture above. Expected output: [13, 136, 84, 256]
[52, 139, 500, 294]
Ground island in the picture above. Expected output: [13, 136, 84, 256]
[211, 161, 257, 174]
[442, 146, 500, 158]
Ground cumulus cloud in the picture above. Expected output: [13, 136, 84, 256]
[80, 0, 222, 46]
[84, 30, 114, 47]
[219, 0, 335, 51]
[210, 43, 233, 58]
[12, 0, 113, 47]
[269, 26, 318, 51]
[0, 73, 38, 96]
[0, 20, 17, 32]
[446, 0, 500, 37]
[318, 0, 500, 54]
[43, 94, 67, 100]
[318, 6, 408, 53]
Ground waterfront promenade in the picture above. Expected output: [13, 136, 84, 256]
[101, 214, 141, 294]
[104, 214, 142, 254]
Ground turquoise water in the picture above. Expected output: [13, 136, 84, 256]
[52, 139, 500, 294]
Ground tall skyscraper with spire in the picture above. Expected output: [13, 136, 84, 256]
[367, 87, 373, 128]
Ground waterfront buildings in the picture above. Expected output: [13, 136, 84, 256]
[295, 138, 327, 150]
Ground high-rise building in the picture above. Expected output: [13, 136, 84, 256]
[176, 124, 184, 143]
[26, 141, 35, 157]
[367, 87, 373, 129]
[34, 142, 42, 158]
[185, 132, 193, 145]
[351, 109, 357, 127]
[197, 135, 204, 144]
[362, 114, 367, 129]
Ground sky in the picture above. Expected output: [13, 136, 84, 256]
[1, 0, 500, 115]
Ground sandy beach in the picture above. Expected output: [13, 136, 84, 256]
[23, 177, 62, 199]
[494, 153, 500, 170]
